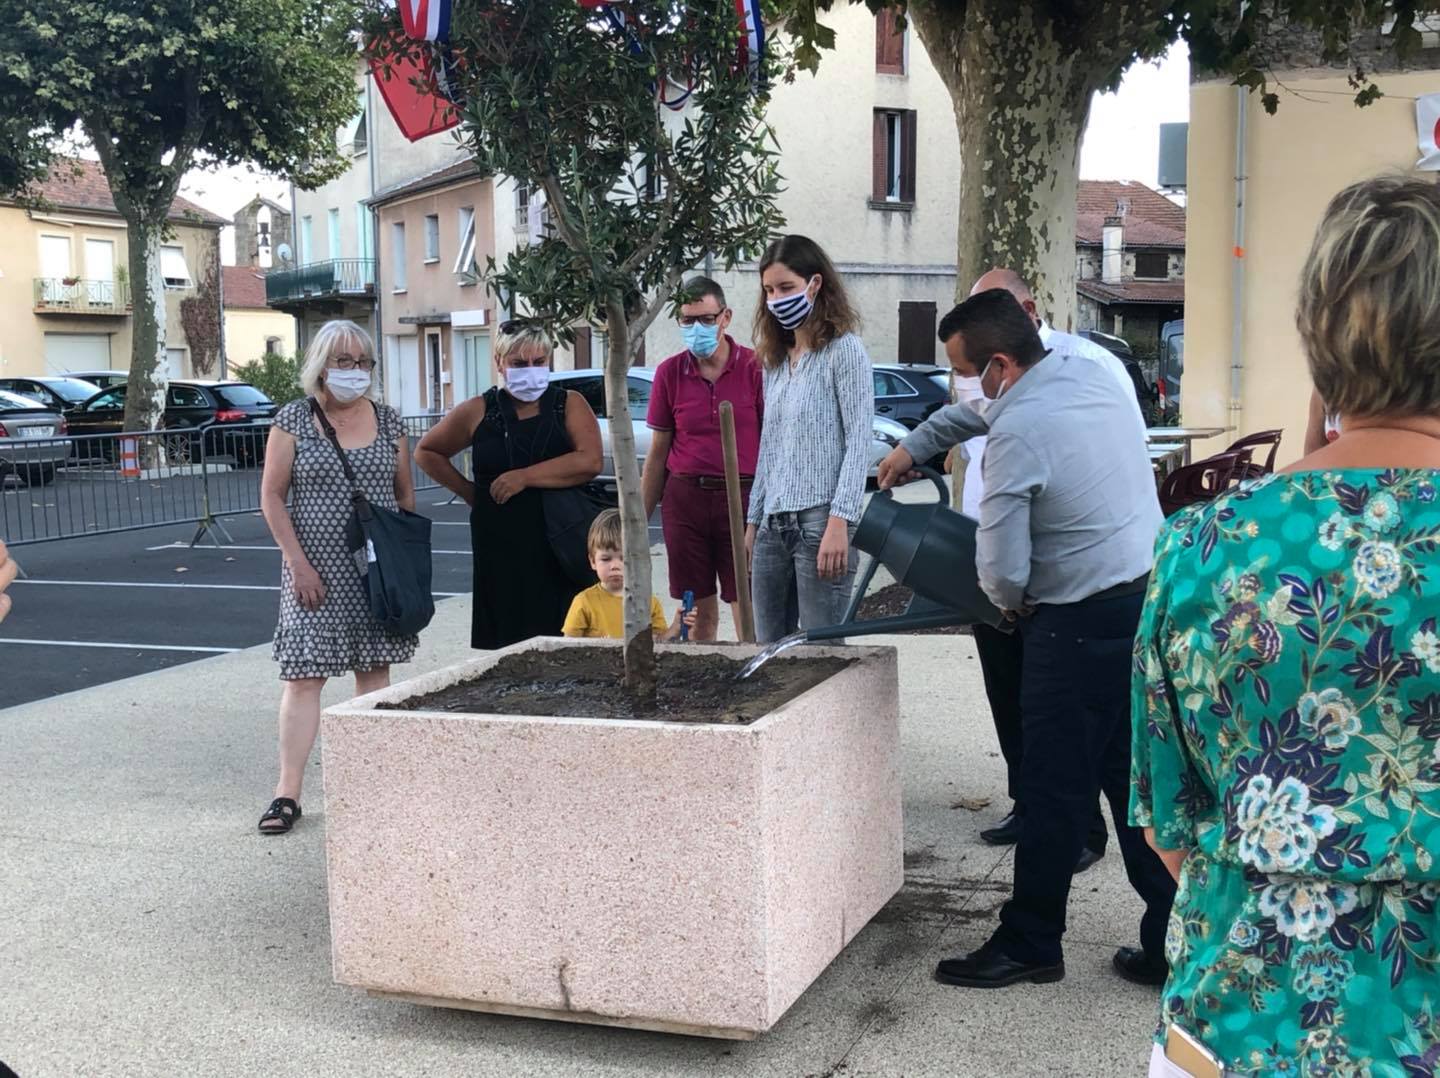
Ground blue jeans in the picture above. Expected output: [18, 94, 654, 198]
[750, 505, 858, 643]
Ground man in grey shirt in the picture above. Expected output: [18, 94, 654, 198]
[881, 289, 1175, 990]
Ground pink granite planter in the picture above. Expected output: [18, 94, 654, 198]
[321, 637, 901, 1040]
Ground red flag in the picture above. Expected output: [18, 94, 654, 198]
[369, 37, 460, 143]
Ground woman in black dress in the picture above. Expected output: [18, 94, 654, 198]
[416, 322, 602, 648]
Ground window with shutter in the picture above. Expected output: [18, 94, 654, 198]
[872, 110, 916, 207]
[1134, 251, 1170, 279]
[872, 112, 888, 201]
[897, 301, 937, 364]
[573, 326, 592, 369]
[899, 110, 917, 202]
[875, 9, 906, 74]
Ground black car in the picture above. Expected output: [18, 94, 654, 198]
[0, 375, 103, 412]
[67, 379, 278, 465]
[872, 364, 952, 429]
[1078, 329, 1157, 420]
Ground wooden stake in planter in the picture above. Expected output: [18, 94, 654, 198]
[719, 401, 756, 643]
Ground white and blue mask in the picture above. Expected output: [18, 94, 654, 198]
[766, 280, 818, 330]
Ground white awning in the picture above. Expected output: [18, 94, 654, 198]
[160, 245, 192, 287]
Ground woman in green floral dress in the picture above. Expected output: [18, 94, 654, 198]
[1132, 176, 1440, 1077]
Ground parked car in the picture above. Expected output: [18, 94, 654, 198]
[872, 364, 952, 429]
[0, 376, 103, 413]
[1157, 319, 1183, 422]
[0, 389, 72, 485]
[1078, 329, 1158, 420]
[66, 380, 279, 465]
[550, 368, 657, 487]
[63, 370, 129, 392]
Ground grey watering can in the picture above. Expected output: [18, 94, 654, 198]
[739, 468, 1011, 679]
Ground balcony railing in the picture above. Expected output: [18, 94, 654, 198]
[33, 278, 132, 316]
[265, 259, 377, 306]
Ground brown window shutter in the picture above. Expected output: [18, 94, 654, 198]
[875, 10, 905, 74]
[899, 110, 917, 203]
[872, 111, 887, 201]
[573, 326, 591, 369]
[897, 301, 937, 364]
[632, 335, 646, 368]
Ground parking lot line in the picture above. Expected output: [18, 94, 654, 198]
[143, 542, 473, 556]
[12, 579, 466, 597]
[0, 638, 239, 654]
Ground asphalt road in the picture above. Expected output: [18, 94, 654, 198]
[2, 485, 666, 711]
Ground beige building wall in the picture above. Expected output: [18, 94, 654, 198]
[0, 207, 219, 378]
[1184, 68, 1440, 461]
[226, 308, 298, 365]
[377, 176, 497, 414]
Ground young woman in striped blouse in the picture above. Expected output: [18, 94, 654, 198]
[744, 235, 875, 642]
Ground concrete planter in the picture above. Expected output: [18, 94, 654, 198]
[321, 637, 902, 1040]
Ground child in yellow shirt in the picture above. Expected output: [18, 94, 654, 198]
[563, 510, 697, 640]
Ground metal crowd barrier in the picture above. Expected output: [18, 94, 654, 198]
[1, 414, 453, 548]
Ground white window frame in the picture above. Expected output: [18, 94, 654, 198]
[454, 206, 477, 281]
[299, 215, 313, 264]
[391, 221, 408, 292]
[160, 244, 192, 290]
[327, 207, 341, 261]
[423, 214, 440, 263]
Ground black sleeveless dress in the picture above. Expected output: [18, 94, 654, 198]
[469, 384, 579, 649]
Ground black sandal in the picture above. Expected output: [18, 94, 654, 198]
[258, 797, 302, 834]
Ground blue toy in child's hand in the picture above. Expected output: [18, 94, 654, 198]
[681, 590, 694, 641]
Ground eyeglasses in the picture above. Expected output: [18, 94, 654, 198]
[331, 354, 376, 371]
[678, 312, 725, 327]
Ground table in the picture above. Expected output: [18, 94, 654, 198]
[1144, 427, 1231, 465]
[1149, 444, 1185, 481]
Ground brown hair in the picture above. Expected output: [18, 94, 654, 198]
[1297, 175, 1440, 420]
[587, 508, 622, 555]
[752, 235, 860, 369]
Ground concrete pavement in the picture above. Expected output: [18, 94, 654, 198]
[2, 583, 1162, 1077]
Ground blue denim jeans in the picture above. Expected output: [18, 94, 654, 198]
[750, 505, 858, 643]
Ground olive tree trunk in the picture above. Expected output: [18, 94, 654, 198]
[909, 0, 1113, 324]
[602, 300, 658, 702]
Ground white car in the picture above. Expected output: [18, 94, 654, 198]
[0, 388, 73, 485]
[551, 367, 910, 487]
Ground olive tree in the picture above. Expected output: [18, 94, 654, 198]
[784, 0, 1439, 324]
[368, 0, 785, 700]
[0, 0, 362, 433]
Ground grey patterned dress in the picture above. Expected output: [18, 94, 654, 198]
[271, 399, 419, 679]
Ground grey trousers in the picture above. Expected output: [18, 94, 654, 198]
[750, 505, 858, 643]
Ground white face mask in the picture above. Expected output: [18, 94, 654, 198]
[326, 368, 371, 403]
[978, 359, 1011, 403]
[505, 365, 551, 402]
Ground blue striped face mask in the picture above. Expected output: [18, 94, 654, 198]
[766, 278, 818, 330]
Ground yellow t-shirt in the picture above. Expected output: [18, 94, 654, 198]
[562, 584, 669, 639]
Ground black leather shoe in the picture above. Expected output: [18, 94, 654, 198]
[980, 811, 1023, 846]
[1074, 847, 1104, 873]
[1112, 946, 1168, 987]
[935, 947, 1065, 988]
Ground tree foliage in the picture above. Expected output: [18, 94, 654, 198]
[0, 0, 362, 432]
[367, 0, 788, 697]
[232, 351, 305, 405]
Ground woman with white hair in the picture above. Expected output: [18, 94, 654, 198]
[416, 320, 602, 649]
[256, 319, 417, 834]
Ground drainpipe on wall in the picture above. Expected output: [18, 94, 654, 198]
[1228, 8, 1249, 436]
[366, 71, 386, 403]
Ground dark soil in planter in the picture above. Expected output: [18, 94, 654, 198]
[385, 646, 853, 725]
[855, 584, 973, 636]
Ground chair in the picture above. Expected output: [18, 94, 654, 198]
[1225, 429, 1284, 475]
[1158, 451, 1245, 517]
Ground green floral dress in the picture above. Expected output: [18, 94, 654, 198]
[1131, 470, 1440, 1077]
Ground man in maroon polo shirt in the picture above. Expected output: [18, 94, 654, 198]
[641, 277, 763, 641]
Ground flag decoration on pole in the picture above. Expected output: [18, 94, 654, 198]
[1418, 92, 1440, 171]
[399, 0, 453, 42]
[734, 0, 764, 90]
[369, 34, 461, 142]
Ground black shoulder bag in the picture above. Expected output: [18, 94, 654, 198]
[309, 398, 436, 636]
[484, 385, 613, 589]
